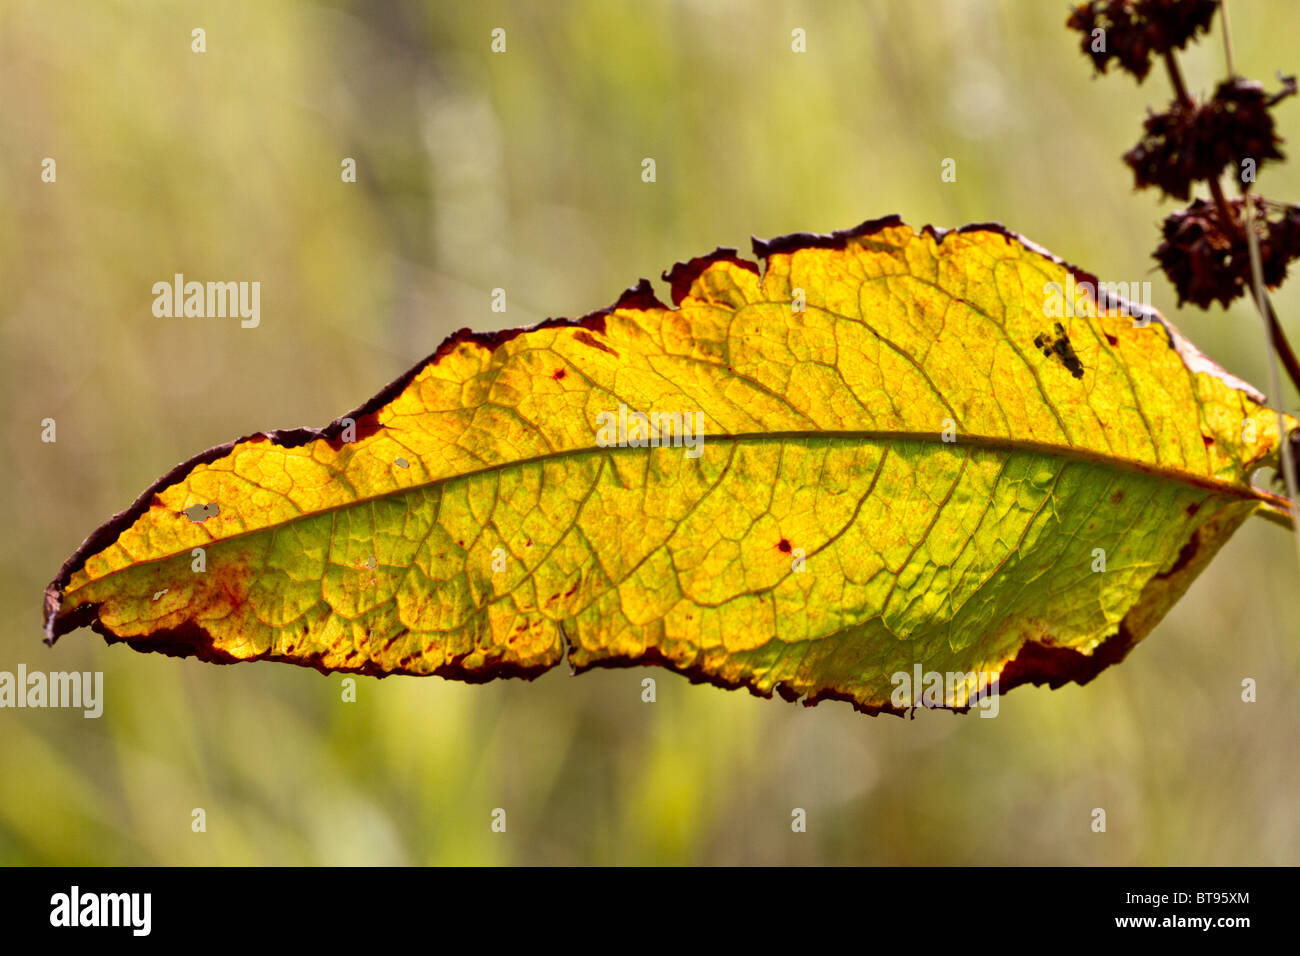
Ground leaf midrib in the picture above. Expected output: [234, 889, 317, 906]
[66, 428, 1272, 593]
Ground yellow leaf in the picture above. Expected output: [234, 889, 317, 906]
[44, 217, 1295, 714]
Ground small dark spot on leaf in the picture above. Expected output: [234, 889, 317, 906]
[553, 368, 567, 380]
[1202, 434, 1215, 446]
[1186, 501, 1201, 517]
[1110, 490, 1124, 504]
[777, 538, 792, 553]
[1105, 333, 1118, 346]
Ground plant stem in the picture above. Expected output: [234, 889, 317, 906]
[1220, 0, 1237, 76]
[1165, 51, 1242, 238]
[1253, 258, 1300, 402]
[1163, 45, 1300, 399]
[1165, 52, 1241, 233]
[1220, 1, 1300, 561]
[1164, 50, 1192, 105]
[1244, 198, 1300, 555]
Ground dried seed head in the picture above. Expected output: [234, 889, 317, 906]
[1155, 197, 1300, 308]
[1123, 78, 1294, 200]
[1067, 0, 1219, 82]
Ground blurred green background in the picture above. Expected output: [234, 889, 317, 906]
[3, 0, 1299, 865]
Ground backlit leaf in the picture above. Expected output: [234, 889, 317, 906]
[44, 217, 1295, 714]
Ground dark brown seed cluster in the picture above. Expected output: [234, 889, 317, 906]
[1155, 198, 1300, 308]
[1124, 78, 1295, 200]
[1068, 0, 1298, 311]
[1066, 0, 1219, 82]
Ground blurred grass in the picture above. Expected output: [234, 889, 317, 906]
[1, 0, 1298, 865]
